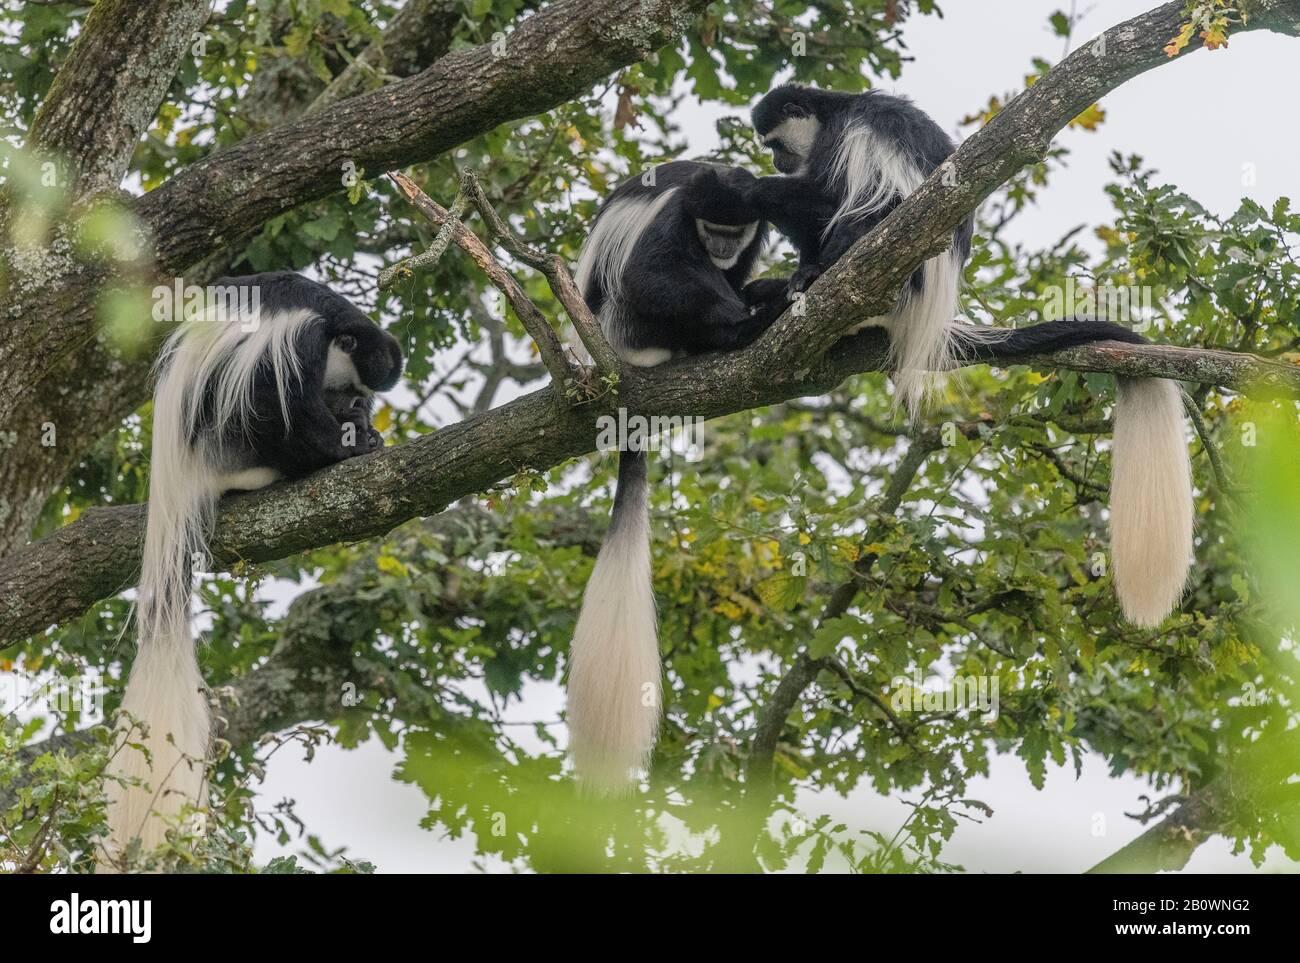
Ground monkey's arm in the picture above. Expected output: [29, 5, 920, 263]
[667, 284, 779, 353]
[623, 261, 775, 354]
[248, 380, 380, 479]
[785, 195, 901, 294]
[745, 175, 837, 253]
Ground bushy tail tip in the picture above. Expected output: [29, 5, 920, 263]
[1110, 377, 1194, 627]
[566, 450, 661, 792]
[100, 627, 211, 871]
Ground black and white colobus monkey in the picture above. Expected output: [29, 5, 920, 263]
[567, 160, 785, 789]
[747, 83, 974, 413]
[102, 272, 402, 867]
[747, 83, 1193, 628]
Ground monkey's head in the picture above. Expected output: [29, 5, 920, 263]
[681, 165, 763, 270]
[321, 305, 404, 395]
[220, 272, 404, 394]
[752, 84, 828, 175]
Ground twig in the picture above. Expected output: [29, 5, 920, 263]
[456, 168, 621, 379]
[1181, 387, 1241, 506]
[383, 171, 576, 390]
[1028, 442, 1108, 500]
[378, 191, 469, 289]
[14, 789, 59, 874]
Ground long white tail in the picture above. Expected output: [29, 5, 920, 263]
[100, 302, 311, 867]
[886, 248, 964, 415]
[826, 121, 965, 416]
[101, 453, 217, 868]
[566, 449, 662, 791]
[1109, 377, 1194, 627]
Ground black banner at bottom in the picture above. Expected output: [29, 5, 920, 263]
[1, 870, 1284, 949]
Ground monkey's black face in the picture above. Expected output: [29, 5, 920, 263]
[766, 139, 804, 175]
[753, 88, 822, 175]
[680, 165, 763, 269]
[761, 113, 819, 174]
[694, 219, 759, 269]
[324, 316, 404, 394]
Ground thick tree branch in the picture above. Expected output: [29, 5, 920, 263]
[1088, 724, 1300, 873]
[3, 328, 1297, 646]
[25, 0, 211, 198]
[135, 0, 707, 278]
[6, 0, 1299, 643]
[0, 0, 210, 483]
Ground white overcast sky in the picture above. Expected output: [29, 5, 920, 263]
[246, 0, 1300, 873]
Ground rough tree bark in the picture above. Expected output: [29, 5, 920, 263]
[2, 0, 212, 393]
[25, 0, 213, 199]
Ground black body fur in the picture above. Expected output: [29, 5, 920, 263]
[582, 160, 790, 357]
[747, 84, 974, 293]
[197, 272, 401, 479]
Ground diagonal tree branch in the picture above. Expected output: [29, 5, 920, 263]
[453, 168, 621, 378]
[5, 327, 1296, 646]
[381, 171, 579, 389]
[1087, 723, 1300, 873]
[10, 0, 703, 382]
[138, 0, 707, 279]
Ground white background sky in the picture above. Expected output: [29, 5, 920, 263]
[243, 0, 1300, 873]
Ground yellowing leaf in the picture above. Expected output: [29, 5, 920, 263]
[1068, 103, 1106, 132]
[1200, 25, 1229, 50]
[755, 574, 807, 612]
[375, 554, 409, 577]
[1164, 21, 1195, 57]
[713, 600, 743, 620]
[833, 538, 860, 563]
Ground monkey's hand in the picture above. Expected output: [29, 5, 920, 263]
[346, 398, 384, 455]
[684, 165, 759, 222]
[787, 264, 823, 297]
[742, 277, 790, 307]
[328, 392, 384, 456]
